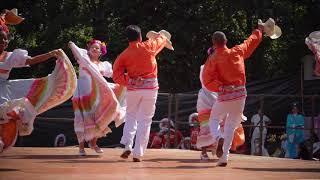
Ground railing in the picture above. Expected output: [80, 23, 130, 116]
[26, 92, 320, 159]
[157, 93, 320, 159]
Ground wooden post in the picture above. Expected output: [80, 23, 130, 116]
[174, 94, 180, 148]
[259, 95, 265, 156]
[310, 95, 316, 159]
[165, 94, 173, 149]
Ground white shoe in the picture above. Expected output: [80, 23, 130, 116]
[89, 143, 104, 154]
[200, 153, 209, 160]
[92, 146, 104, 153]
[0, 140, 4, 153]
[217, 154, 228, 167]
[79, 149, 86, 156]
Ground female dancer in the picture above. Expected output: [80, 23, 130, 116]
[69, 40, 125, 156]
[0, 18, 77, 153]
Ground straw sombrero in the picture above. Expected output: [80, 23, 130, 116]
[309, 31, 320, 41]
[258, 18, 282, 39]
[146, 30, 174, 50]
[5, 8, 24, 25]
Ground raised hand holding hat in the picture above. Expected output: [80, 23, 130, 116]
[258, 18, 282, 39]
[146, 29, 174, 50]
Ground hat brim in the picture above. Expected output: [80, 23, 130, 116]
[5, 11, 24, 25]
[269, 25, 282, 39]
[164, 39, 174, 50]
[309, 31, 320, 40]
[146, 31, 174, 50]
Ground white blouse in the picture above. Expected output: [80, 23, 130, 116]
[79, 60, 113, 78]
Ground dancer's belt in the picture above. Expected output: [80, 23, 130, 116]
[218, 85, 247, 102]
[128, 77, 158, 90]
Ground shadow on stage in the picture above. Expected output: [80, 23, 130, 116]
[0, 154, 100, 160]
[233, 167, 320, 173]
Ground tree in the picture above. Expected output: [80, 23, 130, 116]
[1, 0, 319, 92]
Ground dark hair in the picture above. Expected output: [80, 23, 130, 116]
[126, 25, 141, 42]
[292, 102, 299, 109]
[212, 31, 227, 47]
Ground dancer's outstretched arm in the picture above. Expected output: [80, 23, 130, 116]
[233, 24, 265, 60]
[25, 49, 61, 65]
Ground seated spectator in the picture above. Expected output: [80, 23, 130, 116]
[313, 141, 320, 160]
[54, 134, 66, 147]
[299, 131, 319, 160]
[271, 133, 287, 158]
[149, 118, 183, 149]
[189, 113, 200, 150]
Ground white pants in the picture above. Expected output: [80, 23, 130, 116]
[209, 98, 246, 160]
[120, 89, 158, 158]
[251, 128, 269, 156]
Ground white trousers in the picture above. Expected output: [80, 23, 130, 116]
[120, 89, 158, 158]
[251, 129, 269, 156]
[209, 98, 246, 160]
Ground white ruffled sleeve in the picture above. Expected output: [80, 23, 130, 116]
[69, 42, 91, 67]
[8, 49, 31, 68]
[101, 61, 113, 78]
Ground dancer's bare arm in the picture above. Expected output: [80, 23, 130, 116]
[25, 49, 62, 65]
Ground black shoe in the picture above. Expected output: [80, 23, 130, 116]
[120, 150, 131, 159]
[217, 162, 227, 167]
[133, 157, 141, 162]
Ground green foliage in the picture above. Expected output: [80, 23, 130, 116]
[1, 0, 319, 92]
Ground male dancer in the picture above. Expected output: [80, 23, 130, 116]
[113, 25, 173, 162]
[197, 64, 246, 160]
[202, 22, 265, 166]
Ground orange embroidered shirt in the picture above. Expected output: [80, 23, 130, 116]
[112, 36, 166, 86]
[202, 29, 263, 92]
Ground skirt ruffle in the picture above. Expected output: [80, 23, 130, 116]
[70, 43, 125, 143]
[0, 50, 77, 152]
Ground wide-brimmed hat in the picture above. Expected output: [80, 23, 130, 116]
[258, 18, 282, 39]
[5, 8, 24, 25]
[146, 30, 174, 50]
[308, 31, 320, 41]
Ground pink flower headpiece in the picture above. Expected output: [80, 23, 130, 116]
[87, 39, 107, 56]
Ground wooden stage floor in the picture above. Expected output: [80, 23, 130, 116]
[0, 147, 320, 180]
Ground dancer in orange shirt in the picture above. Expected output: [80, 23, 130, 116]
[113, 25, 174, 162]
[202, 23, 265, 166]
